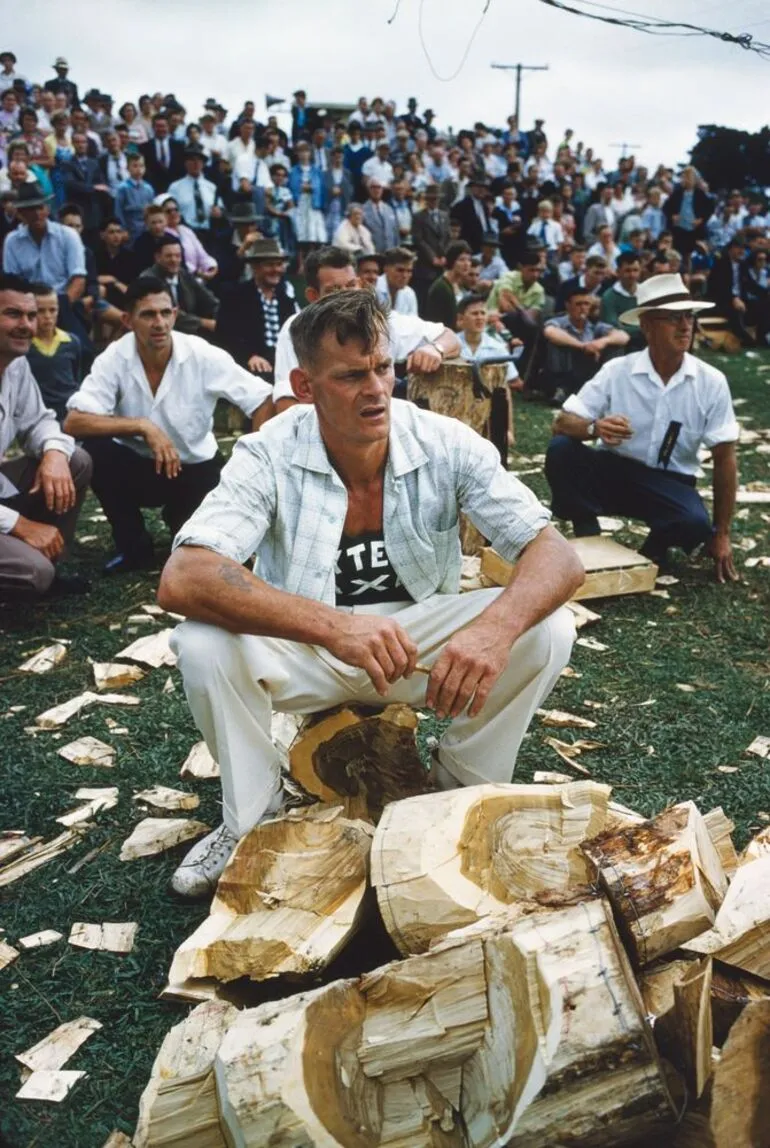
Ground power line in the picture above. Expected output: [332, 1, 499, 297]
[417, 0, 494, 81]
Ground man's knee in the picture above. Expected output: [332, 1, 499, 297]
[678, 505, 713, 550]
[545, 433, 582, 476]
[69, 445, 93, 491]
[171, 620, 240, 683]
[511, 605, 576, 676]
[0, 547, 56, 597]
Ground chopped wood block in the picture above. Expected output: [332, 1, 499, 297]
[0, 829, 83, 888]
[672, 958, 713, 1098]
[582, 801, 728, 967]
[18, 641, 68, 674]
[18, 930, 63, 950]
[0, 831, 37, 865]
[16, 1069, 86, 1102]
[704, 806, 739, 875]
[537, 708, 597, 729]
[115, 628, 176, 668]
[119, 818, 209, 861]
[16, 1016, 102, 1072]
[746, 735, 770, 759]
[133, 785, 199, 812]
[56, 787, 119, 827]
[92, 662, 147, 691]
[372, 781, 610, 955]
[68, 922, 138, 953]
[481, 536, 658, 601]
[711, 1001, 770, 1148]
[638, 958, 696, 1024]
[57, 737, 116, 768]
[742, 825, 770, 864]
[0, 939, 20, 968]
[168, 804, 372, 986]
[683, 856, 770, 978]
[213, 914, 562, 1148]
[711, 965, 770, 1046]
[37, 692, 139, 729]
[288, 703, 430, 821]
[506, 900, 676, 1147]
[180, 741, 219, 780]
[134, 999, 237, 1148]
[605, 800, 646, 830]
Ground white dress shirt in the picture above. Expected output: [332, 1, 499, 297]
[375, 274, 419, 316]
[272, 312, 444, 403]
[527, 218, 564, 251]
[563, 349, 739, 475]
[232, 153, 273, 192]
[66, 333, 271, 464]
[174, 400, 549, 603]
[165, 174, 219, 230]
[361, 156, 395, 187]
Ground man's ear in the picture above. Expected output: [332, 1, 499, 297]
[120, 309, 132, 332]
[290, 366, 313, 403]
[305, 287, 319, 303]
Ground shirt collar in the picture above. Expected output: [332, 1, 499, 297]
[32, 328, 71, 354]
[290, 403, 428, 478]
[632, 348, 696, 388]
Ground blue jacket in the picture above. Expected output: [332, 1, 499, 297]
[289, 165, 324, 211]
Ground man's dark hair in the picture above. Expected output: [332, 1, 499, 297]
[445, 240, 471, 270]
[152, 112, 168, 125]
[0, 272, 32, 295]
[59, 202, 83, 220]
[585, 254, 607, 270]
[382, 246, 415, 267]
[29, 281, 56, 297]
[563, 283, 593, 305]
[101, 216, 122, 230]
[154, 234, 182, 253]
[304, 246, 354, 291]
[457, 292, 487, 315]
[123, 276, 174, 311]
[356, 251, 381, 269]
[617, 250, 641, 268]
[519, 250, 542, 268]
[290, 289, 388, 371]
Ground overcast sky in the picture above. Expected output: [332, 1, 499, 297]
[9, 0, 770, 169]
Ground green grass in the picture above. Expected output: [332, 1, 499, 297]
[1, 353, 770, 1147]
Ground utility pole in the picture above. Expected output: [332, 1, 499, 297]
[610, 142, 641, 159]
[491, 62, 549, 126]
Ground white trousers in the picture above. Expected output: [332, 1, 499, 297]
[171, 590, 576, 837]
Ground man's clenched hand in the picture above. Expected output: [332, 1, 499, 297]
[426, 620, 510, 719]
[324, 613, 418, 695]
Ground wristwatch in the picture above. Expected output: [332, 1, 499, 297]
[586, 421, 597, 439]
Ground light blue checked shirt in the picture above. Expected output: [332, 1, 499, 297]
[3, 221, 86, 293]
[174, 400, 550, 603]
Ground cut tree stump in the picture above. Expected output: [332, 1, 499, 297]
[212, 915, 562, 1148]
[372, 780, 611, 955]
[287, 703, 430, 822]
[134, 998, 237, 1148]
[582, 800, 728, 967]
[503, 899, 677, 1147]
[481, 536, 658, 602]
[167, 804, 373, 988]
[711, 1000, 770, 1148]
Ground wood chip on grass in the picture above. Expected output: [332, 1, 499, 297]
[68, 922, 138, 953]
[36, 692, 139, 729]
[0, 830, 84, 888]
[92, 662, 146, 691]
[57, 737, 116, 768]
[16, 1016, 102, 1072]
[18, 642, 69, 674]
[537, 708, 597, 729]
[0, 939, 20, 968]
[133, 785, 199, 812]
[18, 930, 63, 950]
[0, 831, 38, 865]
[119, 818, 209, 861]
[16, 1070, 86, 1102]
[115, 628, 176, 668]
[746, 736, 770, 759]
[576, 636, 610, 652]
[180, 741, 219, 779]
[56, 787, 119, 827]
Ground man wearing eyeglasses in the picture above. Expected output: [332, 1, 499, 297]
[545, 273, 740, 583]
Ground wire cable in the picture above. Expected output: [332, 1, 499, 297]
[416, 0, 494, 81]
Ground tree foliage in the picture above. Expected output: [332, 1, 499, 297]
[690, 124, 770, 193]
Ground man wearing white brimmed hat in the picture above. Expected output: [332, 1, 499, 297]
[545, 273, 740, 582]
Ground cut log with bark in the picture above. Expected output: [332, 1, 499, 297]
[212, 916, 562, 1148]
[711, 1000, 770, 1148]
[582, 801, 728, 967]
[501, 899, 677, 1147]
[134, 998, 237, 1148]
[683, 856, 770, 979]
[372, 781, 611, 956]
[167, 804, 373, 988]
[287, 703, 431, 822]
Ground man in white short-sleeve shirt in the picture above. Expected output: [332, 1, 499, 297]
[545, 274, 740, 581]
[271, 245, 460, 412]
[158, 290, 583, 898]
[64, 275, 271, 574]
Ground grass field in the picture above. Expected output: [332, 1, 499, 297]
[1, 350, 769, 1147]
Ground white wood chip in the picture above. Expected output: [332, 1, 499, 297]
[115, 628, 176, 668]
[655, 574, 680, 586]
[18, 930, 63, 950]
[57, 737, 116, 768]
[16, 1070, 86, 1102]
[36, 692, 139, 729]
[598, 516, 624, 532]
[180, 741, 219, 779]
[161, 675, 175, 694]
[576, 636, 610, 652]
[746, 736, 770, 759]
[0, 939, 20, 968]
[537, 708, 597, 729]
[133, 785, 199, 811]
[18, 642, 69, 674]
[119, 818, 209, 861]
[92, 662, 146, 691]
[68, 922, 138, 953]
[16, 1016, 102, 1072]
[56, 788, 119, 827]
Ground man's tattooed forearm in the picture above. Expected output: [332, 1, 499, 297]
[218, 561, 256, 591]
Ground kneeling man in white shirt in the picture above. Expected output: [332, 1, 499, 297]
[63, 276, 272, 574]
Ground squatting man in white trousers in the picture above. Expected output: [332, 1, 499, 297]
[159, 290, 584, 898]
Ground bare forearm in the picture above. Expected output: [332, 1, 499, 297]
[63, 410, 150, 438]
[712, 455, 737, 535]
[434, 328, 461, 358]
[158, 546, 340, 644]
[476, 526, 584, 644]
[545, 328, 584, 350]
[66, 276, 86, 303]
[552, 410, 592, 439]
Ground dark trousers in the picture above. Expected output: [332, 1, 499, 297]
[545, 435, 713, 560]
[83, 437, 223, 557]
[0, 447, 92, 597]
